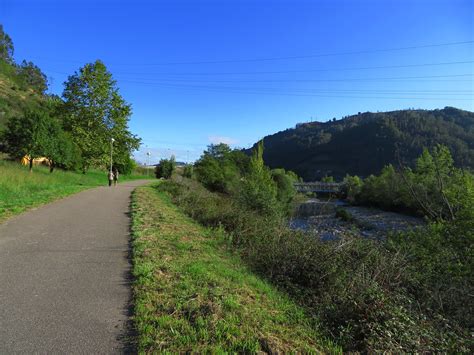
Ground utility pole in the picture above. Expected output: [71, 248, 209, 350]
[110, 138, 115, 173]
[146, 151, 151, 177]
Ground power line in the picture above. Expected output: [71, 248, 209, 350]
[42, 59, 474, 78]
[108, 60, 474, 76]
[117, 73, 473, 85]
[128, 40, 474, 65]
[31, 40, 474, 66]
[44, 68, 473, 84]
[122, 82, 473, 100]
[120, 84, 474, 96]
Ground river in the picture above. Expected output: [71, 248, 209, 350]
[290, 198, 425, 240]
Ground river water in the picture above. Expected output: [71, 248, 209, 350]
[290, 198, 425, 240]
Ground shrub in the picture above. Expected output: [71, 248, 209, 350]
[341, 174, 362, 203]
[157, 178, 471, 352]
[193, 143, 245, 194]
[238, 141, 279, 216]
[271, 168, 297, 209]
[335, 207, 353, 222]
[182, 164, 193, 178]
[155, 156, 176, 179]
[321, 175, 335, 183]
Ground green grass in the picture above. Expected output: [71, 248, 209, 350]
[131, 183, 340, 353]
[0, 160, 149, 222]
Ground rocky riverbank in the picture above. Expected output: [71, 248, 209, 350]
[290, 198, 425, 240]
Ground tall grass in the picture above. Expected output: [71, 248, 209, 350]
[0, 160, 148, 221]
[157, 177, 472, 353]
[131, 184, 340, 353]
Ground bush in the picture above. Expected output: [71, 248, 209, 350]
[155, 156, 176, 179]
[182, 164, 193, 178]
[271, 168, 298, 209]
[353, 146, 473, 221]
[341, 174, 362, 203]
[112, 155, 137, 175]
[321, 175, 335, 183]
[157, 178, 471, 352]
[238, 141, 279, 216]
[193, 143, 245, 194]
[335, 207, 353, 222]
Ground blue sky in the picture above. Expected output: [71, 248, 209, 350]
[1, 0, 472, 163]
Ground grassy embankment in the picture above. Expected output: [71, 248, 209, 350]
[131, 183, 340, 353]
[0, 160, 149, 222]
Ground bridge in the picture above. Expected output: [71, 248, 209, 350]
[294, 182, 342, 194]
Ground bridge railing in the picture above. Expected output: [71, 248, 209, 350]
[293, 182, 342, 192]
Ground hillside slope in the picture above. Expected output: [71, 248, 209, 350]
[251, 107, 474, 181]
[0, 69, 44, 129]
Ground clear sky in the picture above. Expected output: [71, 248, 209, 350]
[1, 0, 472, 163]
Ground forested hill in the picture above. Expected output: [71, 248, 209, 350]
[250, 107, 474, 181]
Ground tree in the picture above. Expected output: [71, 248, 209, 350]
[17, 60, 48, 94]
[194, 144, 243, 193]
[239, 140, 279, 215]
[2, 110, 52, 171]
[406, 145, 464, 221]
[62, 60, 140, 172]
[342, 175, 363, 203]
[271, 168, 297, 208]
[113, 155, 137, 175]
[205, 143, 232, 159]
[0, 25, 14, 63]
[42, 126, 80, 172]
[155, 156, 176, 179]
[321, 175, 335, 183]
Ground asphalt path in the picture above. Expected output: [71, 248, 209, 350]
[0, 180, 149, 353]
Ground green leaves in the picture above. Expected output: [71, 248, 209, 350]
[16, 60, 47, 94]
[3, 110, 50, 160]
[155, 156, 176, 179]
[1, 109, 80, 172]
[62, 60, 140, 172]
[0, 24, 14, 63]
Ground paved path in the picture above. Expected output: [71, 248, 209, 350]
[0, 180, 149, 353]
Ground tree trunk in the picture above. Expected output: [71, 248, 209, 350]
[29, 157, 33, 172]
[50, 163, 55, 173]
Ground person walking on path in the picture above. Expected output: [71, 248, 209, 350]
[113, 168, 119, 187]
[108, 170, 114, 187]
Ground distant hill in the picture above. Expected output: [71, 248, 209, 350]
[249, 107, 474, 181]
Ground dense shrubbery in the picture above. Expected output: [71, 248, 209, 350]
[344, 145, 474, 220]
[156, 144, 472, 352]
[154, 156, 176, 179]
[342, 145, 474, 335]
[194, 143, 248, 194]
[193, 142, 298, 216]
[182, 164, 193, 178]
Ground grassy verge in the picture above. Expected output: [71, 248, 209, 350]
[131, 183, 340, 353]
[153, 178, 472, 352]
[0, 160, 149, 222]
